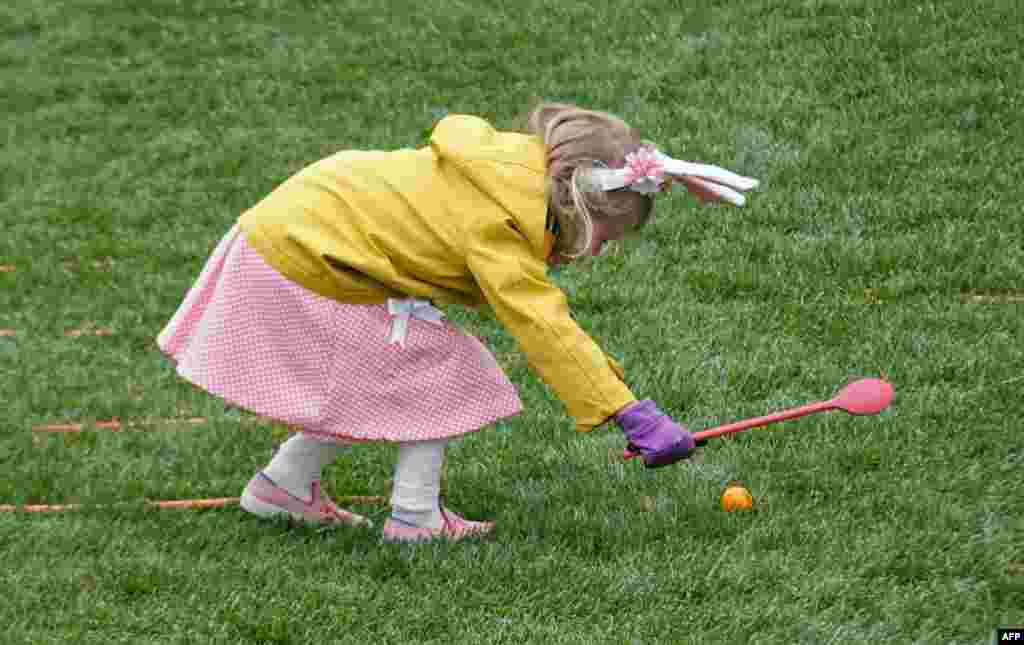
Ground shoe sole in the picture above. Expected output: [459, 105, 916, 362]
[381, 521, 496, 544]
[240, 487, 373, 528]
[240, 487, 291, 518]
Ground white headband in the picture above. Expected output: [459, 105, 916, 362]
[587, 145, 759, 206]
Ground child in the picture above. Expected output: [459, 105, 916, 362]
[156, 102, 758, 543]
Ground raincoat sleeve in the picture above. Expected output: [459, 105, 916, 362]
[465, 217, 637, 432]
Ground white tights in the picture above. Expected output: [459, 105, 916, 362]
[389, 438, 447, 529]
[262, 433, 447, 529]
[262, 433, 347, 500]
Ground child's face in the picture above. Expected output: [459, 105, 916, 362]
[548, 214, 641, 267]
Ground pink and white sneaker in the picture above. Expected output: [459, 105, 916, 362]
[382, 507, 496, 543]
[240, 472, 373, 528]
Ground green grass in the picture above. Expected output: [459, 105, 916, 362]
[2, 0, 1022, 642]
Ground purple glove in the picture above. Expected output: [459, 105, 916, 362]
[615, 400, 696, 468]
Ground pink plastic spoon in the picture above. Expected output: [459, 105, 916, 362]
[624, 378, 894, 460]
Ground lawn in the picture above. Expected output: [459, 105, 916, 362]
[1, 0, 1022, 643]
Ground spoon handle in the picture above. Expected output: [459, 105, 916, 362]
[693, 399, 836, 442]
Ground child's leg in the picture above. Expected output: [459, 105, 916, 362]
[389, 439, 448, 530]
[261, 432, 348, 502]
[383, 438, 495, 542]
[242, 431, 370, 527]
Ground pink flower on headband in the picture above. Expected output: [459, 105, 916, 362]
[623, 145, 666, 194]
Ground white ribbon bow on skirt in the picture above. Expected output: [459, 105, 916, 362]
[386, 298, 445, 348]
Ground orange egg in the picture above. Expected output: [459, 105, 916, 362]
[721, 486, 754, 512]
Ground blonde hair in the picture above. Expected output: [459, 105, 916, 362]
[522, 102, 655, 260]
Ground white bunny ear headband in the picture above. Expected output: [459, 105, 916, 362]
[586, 144, 759, 206]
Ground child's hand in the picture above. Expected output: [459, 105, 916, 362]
[615, 400, 696, 468]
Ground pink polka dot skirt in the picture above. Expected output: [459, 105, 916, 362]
[157, 224, 523, 443]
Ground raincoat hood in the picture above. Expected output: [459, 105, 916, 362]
[429, 114, 551, 259]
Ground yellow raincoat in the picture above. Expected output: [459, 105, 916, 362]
[238, 114, 636, 431]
